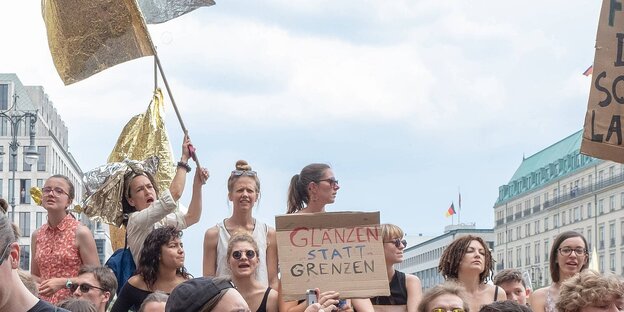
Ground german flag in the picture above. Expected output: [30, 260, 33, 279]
[445, 203, 456, 217]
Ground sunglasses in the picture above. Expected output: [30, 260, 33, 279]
[432, 309, 464, 312]
[384, 238, 407, 248]
[317, 178, 339, 186]
[231, 170, 257, 177]
[70, 283, 107, 293]
[232, 250, 256, 260]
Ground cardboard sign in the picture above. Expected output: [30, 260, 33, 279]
[275, 211, 389, 301]
[581, 0, 624, 163]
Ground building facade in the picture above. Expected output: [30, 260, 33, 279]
[0, 73, 112, 269]
[396, 224, 494, 291]
[493, 130, 624, 290]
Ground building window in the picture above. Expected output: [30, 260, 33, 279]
[525, 223, 531, 237]
[599, 225, 605, 250]
[22, 146, 32, 172]
[19, 245, 29, 270]
[544, 217, 549, 231]
[18, 212, 30, 236]
[599, 199, 605, 215]
[600, 255, 605, 273]
[0, 84, 8, 110]
[610, 195, 616, 212]
[610, 253, 616, 272]
[610, 223, 616, 248]
[36, 212, 44, 229]
[525, 245, 531, 265]
[36, 179, 43, 188]
[535, 242, 541, 263]
[19, 179, 31, 204]
[535, 220, 541, 234]
[544, 240, 549, 263]
[574, 207, 580, 221]
[554, 214, 560, 228]
[562, 211, 566, 225]
[516, 247, 522, 267]
[588, 202, 593, 218]
[37, 146, 46, 171]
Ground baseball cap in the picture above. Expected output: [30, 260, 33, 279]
[165, 277, 235, 312]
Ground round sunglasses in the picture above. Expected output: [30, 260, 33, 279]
[70, 283, 107, 293]
[232, 250, 256, 260]
[384, 238, 407, 248]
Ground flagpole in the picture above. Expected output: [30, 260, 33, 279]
[152, 51, 201, 168]
[458, 186, 461, 224]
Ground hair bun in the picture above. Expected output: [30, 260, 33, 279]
[235, 160, 252, 171]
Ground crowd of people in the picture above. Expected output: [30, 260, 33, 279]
[1, 136, 623, 312]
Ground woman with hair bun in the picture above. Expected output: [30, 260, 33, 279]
[203, 160, 278, 289]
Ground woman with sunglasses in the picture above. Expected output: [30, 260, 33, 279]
[203, 160, 278, 289]
[370, 224, 422, 312]
[438, 235, 506, 312]
[111, 226, 190, 312]
[123, 135, 209, 266]
[227, 232, 278, 312]
[281, 163, 374, 312]
[31, 174, 100, 304]
[529, 231, 589, 312]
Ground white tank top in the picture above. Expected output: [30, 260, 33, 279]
[215, 219, 269, 286]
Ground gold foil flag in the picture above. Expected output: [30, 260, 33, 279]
[42, 0, 155, 85]
[138, 0, 216, 24]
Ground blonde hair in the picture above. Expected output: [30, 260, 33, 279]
[381, 223, 404, 241]
[556, 270, 624, 312]
[417, 281, 470, 312]
[227, 160, 261, 194]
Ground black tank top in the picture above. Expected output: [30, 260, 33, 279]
[370, 270, 408, 305]
[256, 287, 272, 312]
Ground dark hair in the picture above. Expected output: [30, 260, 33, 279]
[417, 281, 470, 312]
[49, 174, 75, 202]
[136, 226, 189, 290]
[479, 301, 532, 312]
[286, 163, 330, 213]
[549, 231, 588, 283]
[57, 298, 97, 312]
[493, 269, 526, 288]
[227, 160, 261, 194]
[438, 235, 493, 284]
[78, 265, 118, 309]
[121, 171, 160, 216]
[0, 198, 7, 214]
[0, 214, 16, 264]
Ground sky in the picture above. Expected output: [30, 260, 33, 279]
[0, 1, 601, 275]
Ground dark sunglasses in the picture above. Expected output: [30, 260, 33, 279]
[317, 178, 339, 186]
[70, 283, 107, 293]
[384, 238, 407, 248]
[232, 250, 256, 260]
[231, 170, 257, 177]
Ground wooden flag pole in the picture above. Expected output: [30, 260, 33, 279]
[152, 51, 201, 168]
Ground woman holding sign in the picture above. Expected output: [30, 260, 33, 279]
[370, 224, 422, 312]
[438, 235, 506, 312]
[203, 160, 279, 289]
[280, 163, 374, 312]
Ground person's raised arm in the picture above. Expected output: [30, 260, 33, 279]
[184, 167, 208, 226]
[169, 135, 191, 201]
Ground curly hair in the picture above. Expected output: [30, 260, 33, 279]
[417, 281, 470, 312]
[227, 160, 261, 195]
[479, 301, 532, 312]
[556, 270, 624, 312]
[549, 231, 588, 283]
[286, 163, 331, 214]
[438, 235, 493, 284]
[136, 226, 189, 290]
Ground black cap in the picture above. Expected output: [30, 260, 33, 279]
[165, 277, 235, 312]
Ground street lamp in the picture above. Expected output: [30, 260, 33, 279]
[0, 94, 39, 222]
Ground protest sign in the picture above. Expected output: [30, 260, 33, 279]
[276, 211, 389, 301]
[581, 0, 624, 163]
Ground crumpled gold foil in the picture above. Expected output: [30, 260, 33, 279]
[81, 157, 160, 227]
[42, 0, 155, 85]
[30, 187, 42, 206]
[138, 0, 216, 24]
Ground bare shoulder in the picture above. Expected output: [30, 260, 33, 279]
[204, 226, 219, 241]
[531, 286, 549, 299]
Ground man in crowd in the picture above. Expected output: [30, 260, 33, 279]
[71, 265, 117, 312]
[493, 269, 531, 305]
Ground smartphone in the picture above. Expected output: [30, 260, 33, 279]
[306, 289, 318, 306]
